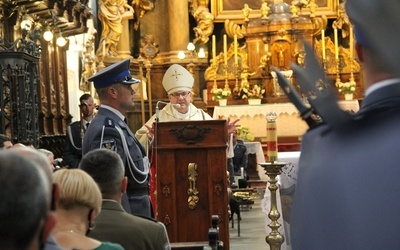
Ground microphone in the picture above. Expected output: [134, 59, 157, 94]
[156, 101, 180, 121]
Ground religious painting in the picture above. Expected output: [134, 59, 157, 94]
[211, 0, 338, 22]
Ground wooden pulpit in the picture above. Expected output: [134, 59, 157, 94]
[155, 120, 230, 249]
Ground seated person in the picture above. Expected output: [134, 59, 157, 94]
[80, 149, 171, 250]
[0, 151, 55, 250]
[52, 169, 124, 250]
[228, 132, 248, 188]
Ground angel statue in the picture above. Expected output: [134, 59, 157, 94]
[190, 0, 214, 44]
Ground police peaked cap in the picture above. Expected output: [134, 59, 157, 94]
[88, 59, 140, 89]
[346, 0, 400, 74]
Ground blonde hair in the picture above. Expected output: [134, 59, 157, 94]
[53, 169, 102, 215]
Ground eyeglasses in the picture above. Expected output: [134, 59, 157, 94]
[170, 91, 190, 99]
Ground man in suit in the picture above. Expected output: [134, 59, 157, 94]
[63, 93, 96, 168]
[80, 148, 170, 250]
[227, 132, 248, 188]
[290, 0, 400, 249]
[83, 59, 152, 218]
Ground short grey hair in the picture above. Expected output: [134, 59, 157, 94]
[0, 151, 50, 249]
[80, 148, 125, 199]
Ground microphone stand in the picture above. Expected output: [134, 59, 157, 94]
[155, 101, 181, 122]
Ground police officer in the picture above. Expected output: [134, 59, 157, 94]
[64, 93, 96, 168]
[290, 0, 400, 249]
[83, 59, 151, 218]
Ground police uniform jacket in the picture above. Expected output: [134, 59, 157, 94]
[291, 80, 400, 249]
[63, 121, 83, 168]
[89, 200, 170, 250]
[82, 107, 149, 197]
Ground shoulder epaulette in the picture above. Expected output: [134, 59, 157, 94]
[104, 117, 116, 127]
[68, 121, 80, 126]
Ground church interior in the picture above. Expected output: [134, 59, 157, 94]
[0, 0, 361, 248]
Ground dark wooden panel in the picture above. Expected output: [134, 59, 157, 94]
[155, 120, 230, 249]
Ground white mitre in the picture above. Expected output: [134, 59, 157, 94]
[162, 64, 194, 94]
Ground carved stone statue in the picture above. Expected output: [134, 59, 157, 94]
[240, 66, 255, 91]
[277, 44, 287, 68]
[307, 0, 318, 18]
[190, 0, 214, 44]
[242, 4, 252, 23]
[261, 2, 270, 20]
[80, 36, 96, 91]
[132, 0, 155, 30]
[332, 2, 351, 38]
[96, 0, 134, 58]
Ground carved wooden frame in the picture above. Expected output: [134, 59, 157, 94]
[211, 0, 338, 23]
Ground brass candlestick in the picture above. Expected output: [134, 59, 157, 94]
[322, 59, 327, 73]
[262, 112, 285, 249]
[224, 63, 229, 90]
[233, 63, 239, 93]
[212, 64, 218, 90]
[349, 57, 355, 84]
[260, 161, 286, 250]
[335, 58, 341, 86]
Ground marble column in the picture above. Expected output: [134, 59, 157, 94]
[168, 0, 189, 51]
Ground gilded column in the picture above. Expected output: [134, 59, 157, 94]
[117, 12, 134, 59]
[168, 0, 189, 51]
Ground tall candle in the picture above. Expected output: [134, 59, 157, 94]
[321, 29, 326, 60]
[349, 26, 354, 59]
[223, 34, 227, 65]
[334, 28, 339, 60]
[234, 35, 238, 64]
[266, 112, 277, 162]
[212, 35, 216, 66]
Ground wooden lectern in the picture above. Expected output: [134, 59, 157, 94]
[155, 120, 230, 249]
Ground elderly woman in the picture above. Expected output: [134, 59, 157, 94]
[52, 169, 124, 250]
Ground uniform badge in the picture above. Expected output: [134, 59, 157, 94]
[101, 139, 117, 152]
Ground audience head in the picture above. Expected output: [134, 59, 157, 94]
[18, 139, 35, 148]
[0, 134, 12, 149]
[53, 169, 102, 226]
[162, 64, 194, 114]
[11, 147, 53, 185]
[11, 146, 59, 212]
[0, 151, 53, 249]
[79, 148, 126, 201]
[38, 148, 55, 171]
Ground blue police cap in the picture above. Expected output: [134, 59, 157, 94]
[346, 0, 400, 74]
[88, 59, 140, 89]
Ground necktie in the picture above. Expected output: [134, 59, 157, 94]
[86, 122, 90, 129]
